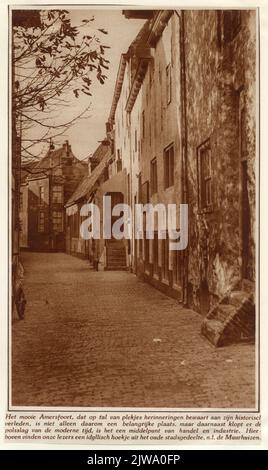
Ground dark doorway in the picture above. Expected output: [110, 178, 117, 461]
[106, 192, 124, 237]
[200, 280, 210, 315]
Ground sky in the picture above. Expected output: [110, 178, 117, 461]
[59, 9, 145, 161]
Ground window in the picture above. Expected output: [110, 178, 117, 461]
[19, 192, 23, 211]
[103, 166, 109, 182]
[117, 149, 122, 172]
[73, 211, 79, 237]
[166, 63, 172, 105]
[150, 158, 157, 195]
[153, 231, 159, 276]
[127, 173, 130, 205]
[162, 235, 169, 282]
[39, 186, 44, 204]
[141, 181, 149, 205]
[198, 140, 212, 209]
[142, 110, 145, 139]
[223, 10, 241, 43]
[138, 173, 142, 203]
[173, 250, 182, 286]
[164, 144, 174, 189]
[161, 96, 163, 131]
[52, 185, 63, 204]
[38, 212, 45, 233]
[144, 233, 150, 269]
[117, 160, 122, 172]
[149, 63, 154, 86]
[52, 211, 63, 232]
[154, 101, 157, 139]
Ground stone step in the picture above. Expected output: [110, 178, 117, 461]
[105, 266, 128, 271]
[215, 304, 237, 322]
[241, 279, 255, 294]
[107, 256, 126, 261]
[107, 251, 126, 258]
[228, 290, 251, 308]
[106, 241, 125, 247]
[201, 319, 223, 346]
[107, 248, 126, 254]
[201, 285, 255, 347]
[107, 260, 126, 265]
[107, 260, 127, 266]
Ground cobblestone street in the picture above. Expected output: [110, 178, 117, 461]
[12, 252, 256, 408]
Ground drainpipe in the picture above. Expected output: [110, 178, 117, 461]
[128, 111, 133, 272]
[176, 10, 189, 306]
[48, 151, 53, 251]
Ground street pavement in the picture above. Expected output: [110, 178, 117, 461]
[12, 252, 256, 408]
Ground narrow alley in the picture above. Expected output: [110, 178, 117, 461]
[12, 252, 255, 409]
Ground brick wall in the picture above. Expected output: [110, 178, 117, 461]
[184, 10, 256, 313]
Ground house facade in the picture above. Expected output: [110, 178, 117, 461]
[182, 10, 256, 314]
[65, 140, 113, 264]
[129, 11, 183, 300]
[82, 11, 184, 282]
[65, 9, 256, 343]
[20, 141, 87, 252]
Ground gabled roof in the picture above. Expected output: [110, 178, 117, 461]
[108, 54, 127, 125]
[65, 144, 112, 207]
[26, 141, 85, 179]
[90, 140, 110, 164]
[21, 161, 38, 183]
[108, 20, 151, 124]
[33, 145, 75, 171]
[122, 10, 154, 20]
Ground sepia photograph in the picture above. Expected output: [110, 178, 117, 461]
[10, 5, 258, 411]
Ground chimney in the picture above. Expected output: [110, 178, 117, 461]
[49, 138, 55, 151]
[88, 156, 92, 175]
[106, 121, 112, 133]
[63, 140, 71, 157]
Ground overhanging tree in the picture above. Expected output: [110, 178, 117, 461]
[12, 9, 110, 164]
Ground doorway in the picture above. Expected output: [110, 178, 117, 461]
[105, 192, 124, 238]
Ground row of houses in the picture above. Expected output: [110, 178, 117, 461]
[20, 9, 256, 344]
[20, 140, 87, 251]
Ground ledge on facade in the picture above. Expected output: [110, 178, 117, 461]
[124, 11, 173, 113]
[147, 10, 174, 47]
[108, 54, 127, 125]
[122, 10, 155, 20]
[65, 144, 112, 208]
[125, 56, 152, 113]
[12, 10, 41, 27]
[135, 45, 154, 60]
